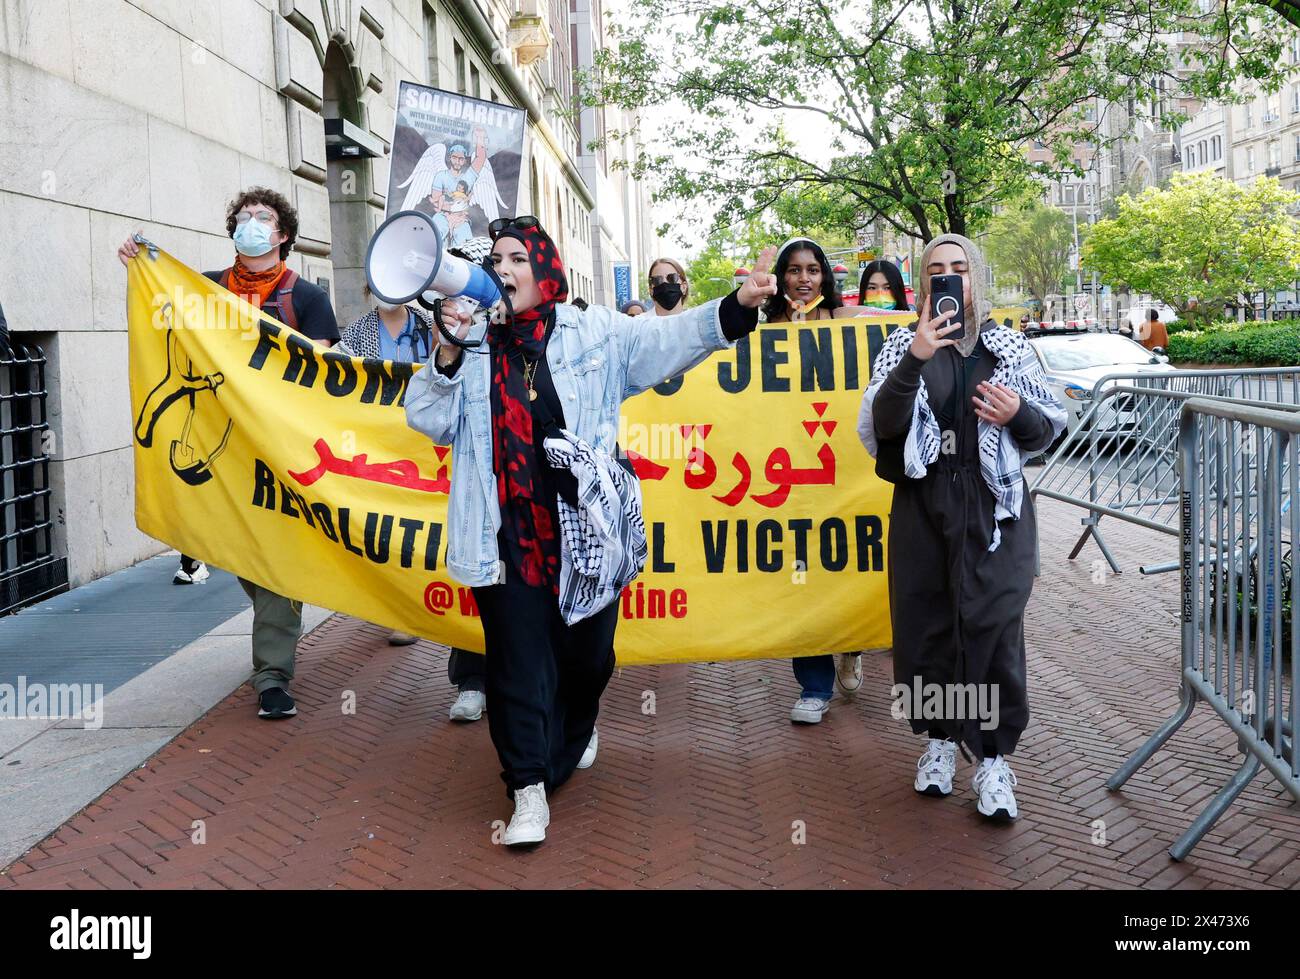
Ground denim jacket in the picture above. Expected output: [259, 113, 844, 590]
[405, 298, 734, 586]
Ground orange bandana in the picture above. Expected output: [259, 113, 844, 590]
[227, 256, 287, 308]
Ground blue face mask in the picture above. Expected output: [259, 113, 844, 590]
[233, 220, 276, 257]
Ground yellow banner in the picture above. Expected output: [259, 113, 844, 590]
[127, 247, 1023, 665]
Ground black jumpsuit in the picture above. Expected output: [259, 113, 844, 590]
[872, 333, 1054, 758]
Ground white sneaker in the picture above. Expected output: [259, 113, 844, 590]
[834, 653, 862, 694]
[972, 756, 1019, 820]
[576, 727, 598, 769]
[790, 697, 830, 724]
[173, 561, 209, 584]
[502, 782, 549, 846]
[449, 689, 485, 722]
[915, 738, 958, 796]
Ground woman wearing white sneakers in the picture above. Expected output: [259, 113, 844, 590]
[857, 233, 1065, 820]
[406, 217, 777, 846]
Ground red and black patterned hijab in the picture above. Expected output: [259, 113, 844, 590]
[487, 224, 569, 590]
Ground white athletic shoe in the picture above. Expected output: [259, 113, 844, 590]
[449, 689, 486, 722]
[790, 697, 830, 724]
[502, 782, 549, 846]
[973, 756, 1019, 821]
[173, 561, 209, 585]
[577, 727, 598, 769]
[834, 653, 863, 694]
[915, 738, 958, 796]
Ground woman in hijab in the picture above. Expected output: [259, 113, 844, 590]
[406, 216, 778, 846]
[857, 234, 1066, 821]
[761, 237, 865, 719]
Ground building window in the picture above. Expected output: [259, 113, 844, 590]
[1295, 134, 1300, 163]
[1187, 146, 1195, 168]
[490, 89, 499, 104]
[423, 5, 438, 86]
[470, 63, 481, 100]
[454, 40, 466, 95]
[1243, 102, 1252, 128]
[1248, 146, 1255, 173]
[1199, 140, 1207, 166]
[1213, 135, 1221, 160]
[1271, 140, 1282, 170]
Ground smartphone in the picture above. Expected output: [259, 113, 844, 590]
[929, 273, 966, 341]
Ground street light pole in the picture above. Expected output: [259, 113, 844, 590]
[1070, 182, 1082, 296]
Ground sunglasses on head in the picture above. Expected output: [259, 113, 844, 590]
[488, 215, 541, 240]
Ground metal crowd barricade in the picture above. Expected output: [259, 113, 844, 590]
[1107, 398, 1299, 860]
[1030, 369, 1300, 574]
[0, 335, 67, 614]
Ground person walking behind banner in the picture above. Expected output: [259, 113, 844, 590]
[118, 187, 340, 721]
[406, 216, 777, 846]
[857, 233, 1065, 820]
[619, 299, 647, 317]
[837, 259, 912, 317]
[338, 245, 488, 722]
[761, 237, 864, 719]
[646, 258, 690, 316]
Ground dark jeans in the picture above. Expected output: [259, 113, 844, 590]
[448, 647, 485, 693]
[792, 654, 835, 700]
[473, 576, 617, 797]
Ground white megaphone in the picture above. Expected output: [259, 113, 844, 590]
[365, 209, 501, 347]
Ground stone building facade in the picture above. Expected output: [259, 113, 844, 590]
[0, 0, 655, 592]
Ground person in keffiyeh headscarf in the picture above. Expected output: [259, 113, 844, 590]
[406, 217, 780, 848]
[857, 233, 1066, 823]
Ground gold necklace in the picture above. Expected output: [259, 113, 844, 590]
[523, 357, 539, 401]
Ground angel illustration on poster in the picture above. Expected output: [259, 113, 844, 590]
[386, 83, 526, 240]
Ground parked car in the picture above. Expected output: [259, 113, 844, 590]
[1027, 328, 1179, 447]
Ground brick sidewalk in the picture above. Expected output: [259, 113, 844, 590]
[3, 497, 1298, 889]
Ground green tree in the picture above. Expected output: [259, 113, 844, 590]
[985, 202, 1073, 309]
[1081, 173, 1300, 324]
[685, 240, 742, 305]
[585, 0, 1294, 244]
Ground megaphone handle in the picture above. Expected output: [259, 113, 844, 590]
[431, 298, 471, 349]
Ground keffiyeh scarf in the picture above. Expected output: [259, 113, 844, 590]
[858, 324, 1067, 550]
[544, 429, 648, 625]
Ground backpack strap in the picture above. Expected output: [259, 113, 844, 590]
[261, 268, 300, 333]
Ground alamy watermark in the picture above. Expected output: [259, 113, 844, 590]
[890, 676, 1000, 731]
[0, 676, 104, 730]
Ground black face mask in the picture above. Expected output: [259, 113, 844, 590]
[652, 282, 683, 309]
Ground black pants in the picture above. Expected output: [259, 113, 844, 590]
[473, 575, 618, 797]
[448, 647, 486, 692]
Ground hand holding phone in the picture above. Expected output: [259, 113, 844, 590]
[929, 274, 966, 342]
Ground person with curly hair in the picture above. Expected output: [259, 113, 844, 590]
[118, 186, 340, 721]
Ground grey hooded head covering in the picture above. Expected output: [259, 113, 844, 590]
[915, 232, 992, 358]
